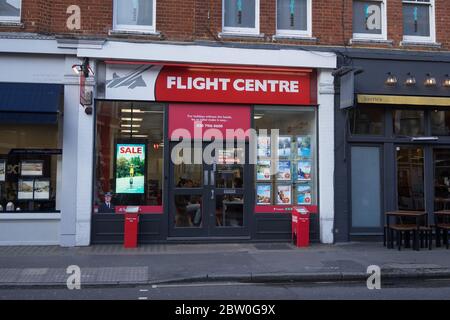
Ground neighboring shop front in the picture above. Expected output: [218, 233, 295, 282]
[334, 51, 450, 241]
[89, 43, 336, 244]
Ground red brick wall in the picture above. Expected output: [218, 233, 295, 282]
[0, 0, 449, 52]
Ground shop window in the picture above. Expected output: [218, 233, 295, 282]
[94, 102, 164, 214]
[431, 110, 450, 136]
[223, 0, 259, 35]
[276, 0, 311, 37]
[402, 0, 435, 42]
[0, 122, 62, 213]
[113, 0, 156, 32]
[349, 107, 384, 135]
[352, 0, 387, 40]
[394, 110, 425, 136]
[0, 0, 21, 22]
[254, 107, 317, 207]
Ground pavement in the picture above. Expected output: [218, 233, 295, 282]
[0, 242, 450, 288]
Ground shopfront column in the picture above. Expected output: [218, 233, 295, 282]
[60, 57, 94, 247]
[318, 70, 335, 244]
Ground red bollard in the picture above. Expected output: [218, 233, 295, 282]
[124, 213, 139, 248]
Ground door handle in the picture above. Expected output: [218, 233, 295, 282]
[211, 190, 215, 200]
[210, 171, 215, 186]
[204, 170, 209, 186]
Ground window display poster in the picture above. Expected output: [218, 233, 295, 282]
[277, 160, 292, 181]
[115, 144, 146, 194]
[256, 184, 272, 205]
[297, 136, 311, 158]
[34, 179, 50, 200]
[18, 179, 34, 200]
[298, 161, 312, 181]
[0, 160, 5, 182]
[276, 184, 292, 205]
[21, 161, 43, 176]
[257, 136, 271, 157]
[278, 136, 292, 158]
[256, 160, 272, 181]
[297, 185, 312, 205]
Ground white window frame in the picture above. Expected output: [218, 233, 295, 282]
[0, 0, 22, 23]
[276, 0, 312, 38]
[402, 0, 435, 43]
[113, 0, 156, 33]
[222, 0, 260, 35]
[352, 0, 387, 41]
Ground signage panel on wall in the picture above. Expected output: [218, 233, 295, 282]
[105, 64, 314, 105]
[168, 104, 251, 140]
[115, 144, 146, 194]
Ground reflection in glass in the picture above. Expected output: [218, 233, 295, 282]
[394, 110, 425, 136]
[173, 147, 203, 188]
[174, 195, 202, 228]
[397, 147, 425, 211]
[431, 110, 450, 136]
[216, 195, 244, 227]
[434, 149, 450, 211]
[349, 108, 384, 135]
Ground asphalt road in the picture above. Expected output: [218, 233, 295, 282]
[1, 279, 450, 300]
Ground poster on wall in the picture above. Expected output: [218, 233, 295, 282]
[297, 136, 311, 158]
[278, 136, 292, 158]
[20, 161, 43, 176]
[34, 179, 50, 200]
[256, 160, 272, 181]
[18, 179, 34, 200]
[276, 185, 292, 205]
[297, 161, 312, 181]
[115, 144, 146, 194]
[0, 160, 5, 182]
[256, 184, 272, 205]
[277, 160, 292, 181]
[297, 185, 312, 205]
[257, 136, 271, 157]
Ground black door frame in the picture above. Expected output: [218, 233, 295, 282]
[167, 141, 251, 238]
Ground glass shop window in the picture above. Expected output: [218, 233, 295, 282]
[94, 101, 164, 214]
[402, 0, 434, 42]
[254, 107, 317, 207]
[394, 109, 425, 136]
[349, 107, 384, 135]
[223, 0, 259, 34]
[431, 110, 450, 136]
[276, 0, 311, 37]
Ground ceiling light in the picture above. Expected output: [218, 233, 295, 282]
[404, 73, 416, 86]
[132, 135, 148, 138]
[121, 118, 143, 122]
[121, 109, 144, 113]
[254, 114, 264, 120]
[443, 74, 450, 87]
[121, 130, 140, 134]
[120, 124, 141, 128]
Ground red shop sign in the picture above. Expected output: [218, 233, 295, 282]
[156, 66, 313, 105]
[169, 104, 251, 140]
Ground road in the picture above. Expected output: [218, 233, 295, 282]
[1, 279, 450, 300]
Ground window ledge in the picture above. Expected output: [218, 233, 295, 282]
[272, 35, 317, 42]
[218, 32, 265, 40]
[108, 29, 162, 38]
[0, 21, 24, 28]
[0, 212, 61, 220]
[400, 40, 442, 48]
[349, 38, 393, 45]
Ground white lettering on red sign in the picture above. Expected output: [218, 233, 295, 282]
[166, 76, 300, 93]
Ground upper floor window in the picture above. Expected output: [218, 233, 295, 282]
[0, 0, 21, 22]
[352, 0, 387, 40]
[223, 0, 259, 35]
[276, 0, 312, 37]
[402, 0, 435, 42]
[113, 0, 156, 32]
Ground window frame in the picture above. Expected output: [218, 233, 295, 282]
[0, 0, 22, 23]
[352, 0, 387, 41]
[276, 0, 312, 38]
[222, 0, 260, 35]
[402, 0, 436, 43]
[113, 0, 156, 33]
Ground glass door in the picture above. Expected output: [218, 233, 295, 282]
[168, 141, 250, 237]
[396, 146, 425, 211]
[433, 149, 450, 212]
